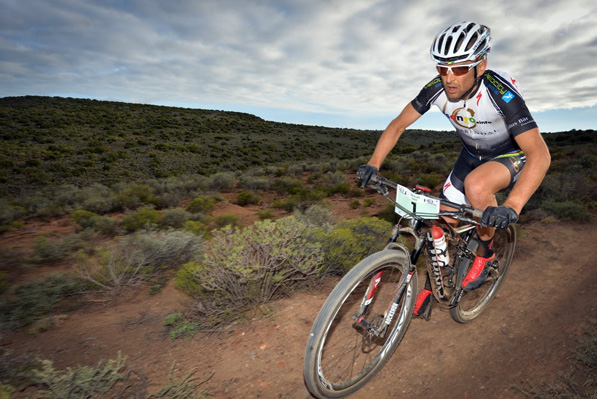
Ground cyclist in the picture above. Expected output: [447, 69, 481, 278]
[357, 21, 550, 315]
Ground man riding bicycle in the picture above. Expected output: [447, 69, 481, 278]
[357, 22, 550, 315]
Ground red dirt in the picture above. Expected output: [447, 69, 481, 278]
[1, 195, 595, 399]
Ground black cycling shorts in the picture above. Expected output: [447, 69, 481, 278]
[441, 148, 526, 205]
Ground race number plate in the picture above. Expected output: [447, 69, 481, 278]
[395, 184, 440, 219]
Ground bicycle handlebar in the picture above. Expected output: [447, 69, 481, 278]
[367, 174, 484, 222]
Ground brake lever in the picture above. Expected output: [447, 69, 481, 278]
[370, 182, 389, 196]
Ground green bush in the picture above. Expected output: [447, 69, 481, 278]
[273, 177, 304, 195]
[239, 175, 271, 191]
[257, 209, 275, 220]
[318, 217, 392, 274]
[31, 353, 127, 399]
[79, 230, 203, 294]
[160, 208, 193, 229]
[183, 220, 210, 238]
[186, 196, 216, 214]
[31, 235, 68, 263]
[214, 214, 240, 229]
[294, 204, 336, 228]
[121, 208, 162, 232]
[206, 172, 236, 191]
[175, 217, 323, 326]
[0, 273, 81, 331]
[236, 191, 260, 206]
[72, 210, 99, 229]
[115, 183, 158, 210]
[543, 200, 589, 221]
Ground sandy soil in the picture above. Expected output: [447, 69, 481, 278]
[1, 196, 595, 399]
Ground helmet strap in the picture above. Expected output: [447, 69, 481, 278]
[461, 66, 481, 102]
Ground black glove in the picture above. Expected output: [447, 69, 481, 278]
[481, 206, 519, 229]
[357, 165, 378, 188]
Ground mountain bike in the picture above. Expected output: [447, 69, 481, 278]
[303, 174, 516, 398]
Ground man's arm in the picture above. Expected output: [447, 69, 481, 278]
[367, 103, 422, 169]
[503, 127, 551, 214]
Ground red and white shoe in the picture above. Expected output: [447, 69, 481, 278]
[462, 254, 495, 291]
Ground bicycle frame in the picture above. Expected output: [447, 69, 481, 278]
[366, 176, 484, 309]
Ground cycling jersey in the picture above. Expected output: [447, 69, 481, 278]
[411, 69, 538, 160]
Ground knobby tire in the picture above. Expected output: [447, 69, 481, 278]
[450, 225, 517, 323]
[303, 249, 416, 399]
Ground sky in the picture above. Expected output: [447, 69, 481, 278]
[1, 0, 596, 132]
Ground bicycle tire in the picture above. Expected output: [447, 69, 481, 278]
[304, 249, 416, 398]
[450, 225, 516, 323]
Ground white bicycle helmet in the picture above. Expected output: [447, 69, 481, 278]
[430, 22, 491, 64]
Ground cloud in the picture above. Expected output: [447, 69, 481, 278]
[1, 0, 596, 127]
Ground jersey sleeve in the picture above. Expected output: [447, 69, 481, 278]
[483, 70, 538, 137]
[411, 76, 444, 115]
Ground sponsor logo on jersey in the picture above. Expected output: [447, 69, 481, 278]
[443, 107, 492, 129]
[484, 72, 517, 103]
[502, 91, 515, 103]
[424, 77, 442, 89]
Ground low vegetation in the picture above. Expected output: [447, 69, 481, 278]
[0, 96, 595, 396]
[0, 351, 211, 398]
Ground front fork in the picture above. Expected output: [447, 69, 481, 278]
[354, 222, 422, 336]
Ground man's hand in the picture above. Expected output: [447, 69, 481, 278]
[481, 206, 519, 229]
[356, 165, 379, 188]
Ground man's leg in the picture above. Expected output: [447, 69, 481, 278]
[461, 161, 511, 290]
[463, 161, 512, 241]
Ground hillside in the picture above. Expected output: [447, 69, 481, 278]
[0, 96, 595, 398]
[0, 96, 458, 196]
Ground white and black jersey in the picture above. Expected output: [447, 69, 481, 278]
[411, 69, 538, 160]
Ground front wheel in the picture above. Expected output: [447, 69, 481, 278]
[303, 249, 416, 398]
[450, 225, 516, 323]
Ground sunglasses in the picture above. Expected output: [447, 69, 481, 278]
[436, 60, 482, 77]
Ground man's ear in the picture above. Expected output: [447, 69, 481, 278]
[478, 59, 488, 75]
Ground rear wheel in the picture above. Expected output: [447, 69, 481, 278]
[304, 249, 416, 398]
[450, 225, 516, 323]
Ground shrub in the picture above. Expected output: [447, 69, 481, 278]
[121, 208, 162, 232]
[317, 217, 392, 274]
[0, 273, 81, 332]
[207, 172, 236, 191]
[273, 177, 304, 195]
[257, 209, 275, 220]
[31, 235, 66, 263]
[543, 200, 589, 221]
[214, 214, 240, 229]
[271, 197, 298, 212]
[419, 174, 440, 189]
[176, 217, 323, 326]
[186, 196, 216, 214]
[239, 175, 271, 191]
[294, 204, 336, 228]
[72, 210, 99, 229]
[160, 208, 193, 229]
[0, 204, 27, 225]
[79, 230, 203, 295]
[31, 353, 127, 398]
[236, 191, 260, 206]
[183, 220, 210, 238]
[115, 183, 158, 210]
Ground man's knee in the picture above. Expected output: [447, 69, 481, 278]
[463, 177, 493, 206]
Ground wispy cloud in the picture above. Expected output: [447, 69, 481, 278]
[1, 0, 596, 128]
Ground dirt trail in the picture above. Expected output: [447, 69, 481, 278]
[2, 218, 596, 399]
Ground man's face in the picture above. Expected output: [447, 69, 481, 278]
[438, 60, 487, 101]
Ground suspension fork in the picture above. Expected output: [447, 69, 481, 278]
[355, 221, 424, 331]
